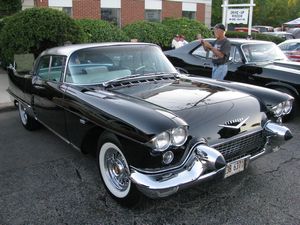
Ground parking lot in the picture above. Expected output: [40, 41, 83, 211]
[0, 109, 299, 225]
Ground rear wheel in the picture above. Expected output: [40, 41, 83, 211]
[18, 101, 40, 130]
[97, 132, 141, 206]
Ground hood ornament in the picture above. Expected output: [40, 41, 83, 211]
[218, 117, 249, 129]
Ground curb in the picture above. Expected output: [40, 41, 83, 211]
[0, 102, 16, 112]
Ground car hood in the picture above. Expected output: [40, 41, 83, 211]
[260, 60, 300, 73]
[113, 77, 249, 111]
[245, 60, 300, 84]
[272, 60, 300, 71]
[111, 77, 263, 144]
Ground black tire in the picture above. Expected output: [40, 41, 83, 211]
[274, 87, 297, 121]
[97, 132, 141, 207]
[18, 101, 40, 130]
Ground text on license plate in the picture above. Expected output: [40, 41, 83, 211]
[224, 156, 250, 178]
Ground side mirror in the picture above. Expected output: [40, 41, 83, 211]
[14, 54, 35, 74]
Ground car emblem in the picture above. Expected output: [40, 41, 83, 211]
[218, 117, 249, 129]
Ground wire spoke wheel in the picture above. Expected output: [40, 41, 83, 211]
[99, 142, 131, 198]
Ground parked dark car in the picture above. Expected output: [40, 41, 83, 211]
[278, 39, 300, 62]
[234, 27, 259, 33]
[164, 38, 300, 117]
[7, 43, 293, 206]
[261, 31, 295, 40]
[253, 25, 274, 32]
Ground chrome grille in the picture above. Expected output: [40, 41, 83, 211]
[213, 131, 266, 162]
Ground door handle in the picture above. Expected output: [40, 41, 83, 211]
[33, 84, 46, 90]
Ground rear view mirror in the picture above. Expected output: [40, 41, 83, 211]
[14, 54, 35, 74]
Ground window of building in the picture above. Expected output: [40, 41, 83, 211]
[145, 10, 161, 22]
[50, 7, 72, 17]
[101, 8, 121, 26]
[182, 11, 196, 20]
[182, 2, 196, 20]
[62, 7, 72, 17]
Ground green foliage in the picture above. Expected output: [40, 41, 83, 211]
[162, 18, 213, 41]
[0, 8, 85, 66]
[226, 31, 284, 44]
[212, 0, 300, 28]
[0, 0, 22, 18]
[75, 19, 129, 43]
[123, 21, 170, 47]
[211, 0, 222, 27]
[122, 18, 212, 50]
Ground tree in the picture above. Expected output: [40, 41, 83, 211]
[75, 19, 129, 43]
[0, 0, 22, 18]
[0, 8, 85, 66]
[212, 0, 297, 28]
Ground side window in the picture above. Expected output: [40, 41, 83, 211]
[279, 44, 288, 50]
[192, 45, 211, 58]
[49, 56, 66, 82]
[233, 47, 243, 63]
[36, 56, 50, 80]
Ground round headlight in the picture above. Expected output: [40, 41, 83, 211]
[272, 102, 284, 117]
[283, 100, 293, 114]
[171, 127, 188, 146]
[152, 132, 170, 151]
[162, 151, 174, 164]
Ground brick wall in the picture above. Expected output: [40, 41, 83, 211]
[73, 0, 100, 19]
[121, 0, 144, 27]
[162, 1, 182, 19]
[35, 0, 48, 7]
[196, 3, 205, 23]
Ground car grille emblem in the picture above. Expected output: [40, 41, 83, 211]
[218, 117, 249, 129]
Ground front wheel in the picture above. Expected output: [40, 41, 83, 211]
[18, 101, 40, 130]
[97, 133, 141, 206]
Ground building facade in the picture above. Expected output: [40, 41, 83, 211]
[25, 0, 212, 27]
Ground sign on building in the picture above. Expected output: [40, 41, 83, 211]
[227, 8, 249, 24]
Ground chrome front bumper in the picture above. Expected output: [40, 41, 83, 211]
[130, 121, 292, 199]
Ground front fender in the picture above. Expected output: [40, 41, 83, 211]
[65, 86, 187, 144]
[265, 81, 299, 97]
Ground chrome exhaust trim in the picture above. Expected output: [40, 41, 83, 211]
[264, 121, 293, 148]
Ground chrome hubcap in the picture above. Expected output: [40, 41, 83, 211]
[19, 103, 28, 125]
[105, 148, 130, 191]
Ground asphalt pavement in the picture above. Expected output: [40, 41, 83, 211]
[0, 110, 299, 225]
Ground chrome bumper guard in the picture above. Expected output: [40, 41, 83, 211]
[130, 121, 292, 199]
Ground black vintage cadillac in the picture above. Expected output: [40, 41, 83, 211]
[7, 43, 293, 206]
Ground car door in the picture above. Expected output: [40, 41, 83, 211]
[225, 45, 252, 82]
[32, 55, 68, 138]
[186, 44, 213, 77]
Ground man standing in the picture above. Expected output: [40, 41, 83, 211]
[201, 23, 231, 80]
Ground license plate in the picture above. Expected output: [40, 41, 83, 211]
[224, 156, 250, 178]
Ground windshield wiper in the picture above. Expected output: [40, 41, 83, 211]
[102, 74, 145, 87]
[102, 72, 178, 87]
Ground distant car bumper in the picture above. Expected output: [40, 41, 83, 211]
[130, 121, 292, 198]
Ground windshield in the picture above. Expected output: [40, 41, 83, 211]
[65, 45, 177, 84]
[241, 43, 288, 63]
